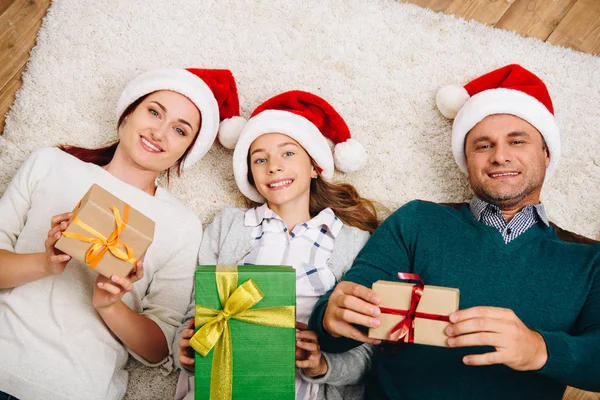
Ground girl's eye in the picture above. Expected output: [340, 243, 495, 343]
[283, 151, 294, 157]
[149, 109, 159, 117]
[254, 158, 266, 164]
[175, 127, 185, 136]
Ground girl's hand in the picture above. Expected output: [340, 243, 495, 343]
[296, 322, 328, 378]
[179, 319, 196, 372]
[44, 212, 73, 275]
[92, 260, 143, 310]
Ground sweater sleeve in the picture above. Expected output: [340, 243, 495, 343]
[0, 150, 45, 251]
[129, 211, 202, 372]
[535, 256, 600, 392]
[300, 344, 376, 386]
[310, 201, 419, 353]
[172, 210, 225, 371]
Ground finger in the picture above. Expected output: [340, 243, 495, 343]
[296, 359, 319, 369]
[179, 354, 195, 366]
[462, 351, 503, 367]
[338, 281, 381, 305]
[179, 337, 191, 349]
[296, 321, 309, 331]
[296, 340, 319, 353]
[446, 317, 508, 337]
[97, 281, 121, 295]
[296, 330, 318, 342]
[187, 319, 195, 329]
[134, 262, 144, 280]
[110, 275, 133, 292]
[447, 332, 504, 348]
[181, 328, 195, 340]
[49, 254, 71, 264]
[328, 319, 382, 345]
[51, 212, 73, 227]
[334, 303, 380, 329]
[450, 306, 516, 323]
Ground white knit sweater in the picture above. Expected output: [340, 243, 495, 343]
[0, 148, 202, 400]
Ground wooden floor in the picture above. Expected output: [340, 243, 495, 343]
[1, 0, 600, 135]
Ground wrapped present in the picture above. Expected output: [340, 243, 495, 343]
[368, 273, 460, 347]
[191, 265, 296, 400]
[55, 184, 155, 279]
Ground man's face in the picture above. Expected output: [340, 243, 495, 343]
[465, 114, 550, 209]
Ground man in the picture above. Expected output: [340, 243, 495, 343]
[309, 64, 600, 399]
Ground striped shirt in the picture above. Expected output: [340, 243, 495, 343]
[469, 197, 549, 243]
[242, 204, 343, 400]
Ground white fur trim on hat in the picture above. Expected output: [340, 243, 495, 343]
[436, 84, 470, 119]
[116, 68, 219, 171]
[218, 116, 247, 149]
[452, 88, 560, 179]
[334, 138, 367, 173]
[232, 110, 335, 202]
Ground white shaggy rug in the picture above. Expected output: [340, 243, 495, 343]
[1, 0, 600, 398]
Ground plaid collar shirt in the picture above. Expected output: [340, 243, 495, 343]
[469, 197, 549, 244]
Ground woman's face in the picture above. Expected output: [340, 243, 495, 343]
[249, 133, 317, 208]
[118, 90, 201, 173]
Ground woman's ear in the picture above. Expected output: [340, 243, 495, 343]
[311, 166, 318, 179]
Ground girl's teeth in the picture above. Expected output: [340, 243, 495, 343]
[269, 180, 292, 188]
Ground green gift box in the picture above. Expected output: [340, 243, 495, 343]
[191, 265, 296, 400]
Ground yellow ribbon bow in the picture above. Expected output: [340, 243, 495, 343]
[190, 265, 295, 400]
[62, 203, 137, 269]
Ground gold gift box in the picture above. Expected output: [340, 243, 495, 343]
[55, 184, 155, 278]
[368, 280, 460, 347]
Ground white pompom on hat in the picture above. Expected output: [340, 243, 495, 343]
[223, 90, 367, 202]
[116, 68, 240, 171]
[436, 64, 560, 179]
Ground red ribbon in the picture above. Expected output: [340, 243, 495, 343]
[380, 273, 450, 343]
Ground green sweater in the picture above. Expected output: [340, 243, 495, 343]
[310, 200, 600, 399]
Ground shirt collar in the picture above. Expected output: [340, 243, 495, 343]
[469, 197, 549, 226]
[244, 204, 343, 236]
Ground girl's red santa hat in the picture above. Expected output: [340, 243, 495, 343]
[219, 90, 367, 202]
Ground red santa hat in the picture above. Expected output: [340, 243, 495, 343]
[436, 64, 560, 178]
[220, 90, 367, 202]
[116, 67, 242, 170]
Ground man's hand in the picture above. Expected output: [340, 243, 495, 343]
[323, 281, 382, 344]
[446, 306, 548, 371]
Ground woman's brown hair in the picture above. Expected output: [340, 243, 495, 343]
[246, 159, 383, 234]
[59, 93, 201, 182]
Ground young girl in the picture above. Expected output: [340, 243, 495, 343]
[175, 91, 380, 400]
[0, 68, 240, 400]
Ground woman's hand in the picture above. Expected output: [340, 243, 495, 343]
[296, 322, 328, 378]
[92, 260, 143, 310]
[44, 212, 73, 275]
[179, 319, 196, 372]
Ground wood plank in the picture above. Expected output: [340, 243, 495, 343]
[547, 0, 600, 55]
[495, 0, 578, 41]
[444, 0, 514, 26]
[401, 0, 454, 12]
[0, 0, 51, 95]
[0, 0, 14, 16]
[0, 63, 25, 134]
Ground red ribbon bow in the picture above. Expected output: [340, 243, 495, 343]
[380, 273, 451, 343]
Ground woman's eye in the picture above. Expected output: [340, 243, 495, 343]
[149, 109, 159, 117]
[175, 127, 185, 136]
[283, 151, 294, 157]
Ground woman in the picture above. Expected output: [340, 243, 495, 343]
[175, 91, 379, 400]
[0, 67, 240, 400]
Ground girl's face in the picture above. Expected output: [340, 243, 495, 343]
[118, 90, 200, 173]
[249, 133, 317, 209]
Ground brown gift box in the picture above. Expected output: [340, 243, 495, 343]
[55, 184, 155, 279]
[368, 280, 460, 347]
